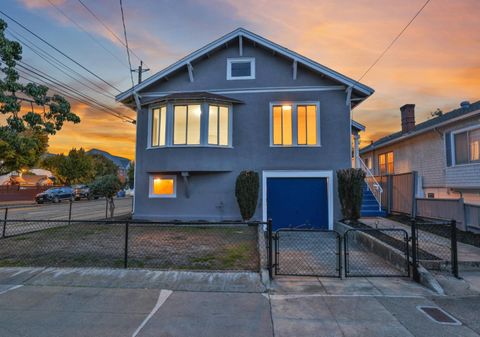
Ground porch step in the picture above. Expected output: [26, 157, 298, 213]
[361, 183, 386, 217]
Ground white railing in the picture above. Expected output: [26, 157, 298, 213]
[359, 157, 383, 211]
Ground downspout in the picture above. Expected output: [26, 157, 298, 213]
[132, 91, 141, 215]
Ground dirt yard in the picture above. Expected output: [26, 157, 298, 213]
[0, 222, 259, 271]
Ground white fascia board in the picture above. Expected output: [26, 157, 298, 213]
[116, 28, 374, 102]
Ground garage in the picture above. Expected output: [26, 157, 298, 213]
[263, 171, 333, 231]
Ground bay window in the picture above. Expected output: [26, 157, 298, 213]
[173, 105, 201, 145]
[208, 105, 229, 146]
[271, 102, 320, 146]
[150, 106, 166, 147]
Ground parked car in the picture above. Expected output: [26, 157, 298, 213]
[35, 187, 74, 204]
[72, 184, 91, 200]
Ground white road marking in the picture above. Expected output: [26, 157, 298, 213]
[132, 289, 172, 337]
[269, 293, 426, 300]
[0, 285, 23, 295]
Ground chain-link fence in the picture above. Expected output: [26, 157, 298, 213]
[273, 229, 341, 277]
[0, 219, 262, 271]
[344, 228, 410, 277]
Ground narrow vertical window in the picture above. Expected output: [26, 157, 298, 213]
[151, 106, 166, 147]
[208, 105, 219, 145]
[219, 106, 229, 146]
[173, 105, 187, 145]
[306, 105, 317, 145]
[273, 106, 283, 145]
[469, 128, 480, 162]
[297, 106, 307, 145]
[282, 105, 292, 145]
[187, 105, 201, 145]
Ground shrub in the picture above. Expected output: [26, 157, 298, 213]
[90, 174, 122, 218]
[337, 168, 365, 221]
[235, 171, 259, 221]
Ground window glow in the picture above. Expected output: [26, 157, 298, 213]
[152, 177, 174, 195]
[208, 105, 230, 146]
[174, 105, 201, 145]
[273, 103, 317, 146]
[378, 152, 394, 175]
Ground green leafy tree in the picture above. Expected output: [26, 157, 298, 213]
[127, 161, 134, 189]
[90, 174, 122, 218]
[337, 168, 366, 221]
[41, 148, 94, 185]
[0, 19, 80, 174]
[89, 153, 118, 177]
[235, 170, 259, 221]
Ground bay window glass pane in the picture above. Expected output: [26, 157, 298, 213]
[187, 104, 201, 145]
[219, 106, 229, 146]
[297, 106, 307, 145]
[282, 105, 292, 145]
[208, 105, 219, 145]
[151, 109, 160, 147]
[306, 105, 317, 145]
[273, 106, 282, 145]
[159, 106, 166, 146]
[455, 132, 468, 164]
[469, 129, 480, 162]
[174, 105, 187, 144]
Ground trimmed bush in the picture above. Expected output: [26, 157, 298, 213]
[337, 168, 365, 221]
[235, 171, 259, 221]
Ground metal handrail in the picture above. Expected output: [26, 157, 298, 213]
[359, 157, 383, 211]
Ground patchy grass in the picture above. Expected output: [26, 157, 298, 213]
[0, 222, 259, 271]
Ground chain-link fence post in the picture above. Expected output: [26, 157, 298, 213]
[68, 200, 73, 225]
[451, 220, 459, 278]
[410, 218, 420, 282]
[267, 218, 273, 279]
[2, 208, 8, 238]
[124, 221, 129, 269]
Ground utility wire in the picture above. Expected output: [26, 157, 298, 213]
[46, 0, 130, 70]
[0, 9, 122, 93]
[119, 0, 135, 88]
[357, 0, 432, 81]
[77, 0, 148, 68]
[7, 29, 116, 100]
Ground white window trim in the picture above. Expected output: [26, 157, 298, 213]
[261, 170, 334, 230]
[147, 102, 233, 149]
[227, 57, 255, 80]
[269, 101, 321, 147]
[450, 125, 480, 167]
[149, 174, 177, 198]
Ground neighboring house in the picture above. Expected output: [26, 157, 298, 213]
[86, 149, 131, 182]
[116, 28, 374, 229]
[360, 100, 480, 205]
[0, 170, 54, 186]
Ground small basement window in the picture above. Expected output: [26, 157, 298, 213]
[149, 175, 176, 198]
[227, 58, 255, 80]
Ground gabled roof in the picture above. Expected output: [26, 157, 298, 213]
[115, 28, 374, 103]
[360, 100, 480, 154]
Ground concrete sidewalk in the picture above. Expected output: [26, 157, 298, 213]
[0, 267, 479, 337]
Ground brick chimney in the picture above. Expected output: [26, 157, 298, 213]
[400, 104, 415, 133]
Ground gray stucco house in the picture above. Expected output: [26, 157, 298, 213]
[116, 28, 374, 229]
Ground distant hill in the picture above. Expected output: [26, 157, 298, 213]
[86, 149, 131, 170]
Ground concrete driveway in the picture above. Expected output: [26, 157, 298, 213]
[0, 268, 479, 337]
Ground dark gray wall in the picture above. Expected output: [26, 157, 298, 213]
[134, 38, 351, 221]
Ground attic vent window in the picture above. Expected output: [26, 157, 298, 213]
[227, 58, 255, 80]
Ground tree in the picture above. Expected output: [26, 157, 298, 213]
[430, 108, 443, 118]
[235, 171, 259, 221]
[127, 161, 134, 189]
[90, 153, 118, 177]
[90, 174, 122, 218]
[337, 168, 366, 221]
[0, 19, 80, 174]
[40, 148, 94, 185]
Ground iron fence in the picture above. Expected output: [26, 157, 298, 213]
[273, 229, 342, 277]
[0, 219, 263, 272]
[344, 228, 410, 277]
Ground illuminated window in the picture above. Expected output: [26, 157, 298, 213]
[149, 175, 176, 198]
[150, 106, 166, 147]
[453, 128, 480, 165]
[378, 152, 394, 175]
[173, 105, 201, 145]
[271, 103, 319, 146]
[208, 105, 230, 146]
[227, 58, 255, 80]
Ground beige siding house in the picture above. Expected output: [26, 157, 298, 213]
[360, 101, 480, 205]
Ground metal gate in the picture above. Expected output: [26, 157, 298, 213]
[344, 228, 410, 277]
[273, 229, 341, 277]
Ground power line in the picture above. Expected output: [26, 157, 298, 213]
[7, 29, 116, 100]
[77, 0, 148, 68]
[119, 0, 135, 88]
[358, 0, 432, 81]
[46, 0, 130, 70]
[0, 9, 122, 93]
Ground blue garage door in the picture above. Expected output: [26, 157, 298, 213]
[267, 177, 328, 231]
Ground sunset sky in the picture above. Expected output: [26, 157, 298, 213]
[2, 0, 479, 160]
